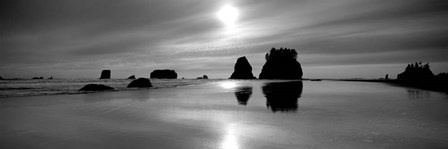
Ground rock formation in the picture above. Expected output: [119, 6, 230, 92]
[78, 84, 115, 91]
[127, 75, 136, 79]
[32, 76, 44, 79]
[150, 69, 177, 79]
[197, 75, 209, 79]
[127, 78, 152, 88]
[100, 70, 111, 79]
[0, 76, 3, 80]
[397, 62, 434, 80]
[229, 56, 256, 79]
[259, 47, 303, 79]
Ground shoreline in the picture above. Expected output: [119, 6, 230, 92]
[333, 79, 448, 93]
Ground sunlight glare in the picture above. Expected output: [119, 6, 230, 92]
[220, 81, 238, 89]
[217, 5, 239, 27]
[221, 124, 240, 149]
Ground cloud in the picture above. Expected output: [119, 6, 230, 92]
[1, 0, 447, 78]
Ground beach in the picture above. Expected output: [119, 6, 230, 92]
[1, 80, 448, 149]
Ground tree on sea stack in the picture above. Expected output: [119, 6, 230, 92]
[259, 47, 303, 79]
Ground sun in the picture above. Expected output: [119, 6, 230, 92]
[216, 5, 239, 27]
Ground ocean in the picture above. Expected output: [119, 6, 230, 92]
[1, 79, 448, 148]
[0, 79, 218, 98]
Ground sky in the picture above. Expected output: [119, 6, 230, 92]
[1, 0, 448, 79]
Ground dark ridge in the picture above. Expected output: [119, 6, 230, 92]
[259, 47, 303, 79]
[150, 69, 177, 79]
[229, 56, 256, 79]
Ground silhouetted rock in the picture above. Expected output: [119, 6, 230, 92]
[78, 84, 115, 91]
[150, 69, 177, 79]
[259, 47, 303, 79]
[127, 75, 136, 79]
[234, 86, 253, 105]
[262, 81, 303, 112]
[100, 70, 111, 79]
[197, 75, 209, 79]
[127, 78, 152, 88]
[32, 76, 44, 79]
[0, 76, 3, 80]
[229, 56, 256, 79]
[397, 62, 434, 80]
[48, 76, 53, 79]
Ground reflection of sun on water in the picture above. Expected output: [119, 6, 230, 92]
[220, 81, 238, 89]
[222, 124, 240, 149]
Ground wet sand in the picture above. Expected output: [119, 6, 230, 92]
[1, 80, 448, 149]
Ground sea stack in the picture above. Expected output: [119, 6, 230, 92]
[259, 47, 303, 79]
[229, 56, 256, 79]
[100, 70, 111, 79]
[150, 69, 177, 79]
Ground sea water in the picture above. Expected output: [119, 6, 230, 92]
[1, 80, 448, 148]
[0, 79, 217, 98]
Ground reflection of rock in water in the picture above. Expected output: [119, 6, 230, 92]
[262, 81, 303, 112]
[407, 89, 430, 100]
[234, 86, 253, 105]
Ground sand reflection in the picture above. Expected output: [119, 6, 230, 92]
[221, 124, 240, 149]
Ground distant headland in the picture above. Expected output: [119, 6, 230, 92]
[341, 62, 448, 93]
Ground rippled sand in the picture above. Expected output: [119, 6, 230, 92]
[1, 80, 448, 149]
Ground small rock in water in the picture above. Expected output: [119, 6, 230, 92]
[79, 84, 115, 91]
[127, 78, 152, 88]
[127, 75, 136, 79]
